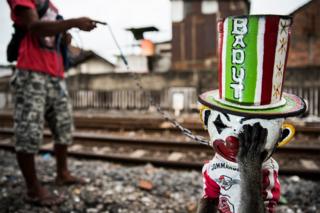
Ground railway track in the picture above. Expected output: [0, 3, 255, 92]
[0, 127, 319, 179]
[1, 112, 320, 133]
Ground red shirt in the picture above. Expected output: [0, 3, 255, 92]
[7, 0, 64, 78]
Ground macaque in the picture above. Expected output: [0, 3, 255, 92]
[196, 14, 305, 213]
[196, 109, 295, 213]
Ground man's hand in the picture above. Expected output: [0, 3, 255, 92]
[237, 123, 268, 168]
[71, 17, 97, 31]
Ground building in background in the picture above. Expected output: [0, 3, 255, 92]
[67, 46, 115, 76]
[170, 0, 249, 70]
[170, 0, 320, 70]
[115, 26, 172, 73]
[153, 40, 172, 72]
[288, 0, 320, 67]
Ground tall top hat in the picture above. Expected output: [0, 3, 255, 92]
[199, 15, 306, 118]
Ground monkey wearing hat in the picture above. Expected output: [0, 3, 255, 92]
[196, 15, 306, 213]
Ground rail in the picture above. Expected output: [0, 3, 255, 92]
[0, 112, 319, 133]
[0, 128, 319, 179]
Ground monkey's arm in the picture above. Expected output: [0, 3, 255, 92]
[197, 164, 220, 213]
[197, 197, 219, 213]
[237, 123, 268, 213]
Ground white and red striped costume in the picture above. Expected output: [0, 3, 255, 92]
[201, 154, 280, 213]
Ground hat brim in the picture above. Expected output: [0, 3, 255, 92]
[198, 90, 306, 119]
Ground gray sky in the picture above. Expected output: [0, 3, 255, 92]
[0, 0, 309, 65]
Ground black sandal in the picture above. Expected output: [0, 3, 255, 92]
[24, 193, 65, 207]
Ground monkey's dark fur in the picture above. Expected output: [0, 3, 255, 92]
[237, 123, 268, 213]
[197, 123, 268, 213]
[197, 197, 219, 213]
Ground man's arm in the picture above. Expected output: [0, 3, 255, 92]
[15, 6, 96, 36]
[237, 123, 268, 213]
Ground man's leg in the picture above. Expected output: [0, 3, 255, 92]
[54, 144, 68, 178]
[54, 143, 84, 184]
[46, 79, 84, 185]
[16, 152, 63, 205]
[16, 152, 41, 196]
[13, 70, 63, 206]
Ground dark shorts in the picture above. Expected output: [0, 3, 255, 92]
[11, 69, 73, 154]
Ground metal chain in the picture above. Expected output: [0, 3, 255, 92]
[107, 25, 209, 146]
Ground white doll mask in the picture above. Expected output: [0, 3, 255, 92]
[201, 109, 289, 161]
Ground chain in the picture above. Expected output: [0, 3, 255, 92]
[107, 24, 209, 146]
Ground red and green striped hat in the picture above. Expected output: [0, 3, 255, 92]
[199, 15, 306, 118]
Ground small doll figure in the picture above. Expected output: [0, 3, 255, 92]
[196, 15, 306, 213]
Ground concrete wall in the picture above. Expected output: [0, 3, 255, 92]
[1, 67, 319, 115]
[1, 67, 318, 93]
[66, 67, 320, 92]
[66, 70, 216, 92]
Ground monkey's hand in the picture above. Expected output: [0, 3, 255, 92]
[197, 197, 219, 213]
[237, 123, 268, 170]
[237, 123, 268, 213]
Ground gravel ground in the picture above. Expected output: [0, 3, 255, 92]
[0, 150, 319, 213]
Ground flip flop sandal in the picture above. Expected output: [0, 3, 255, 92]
[24, 193, 65, 207]
[55, 177, 86, 186]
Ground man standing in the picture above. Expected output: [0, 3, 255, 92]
[7, 0, 97, 206]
